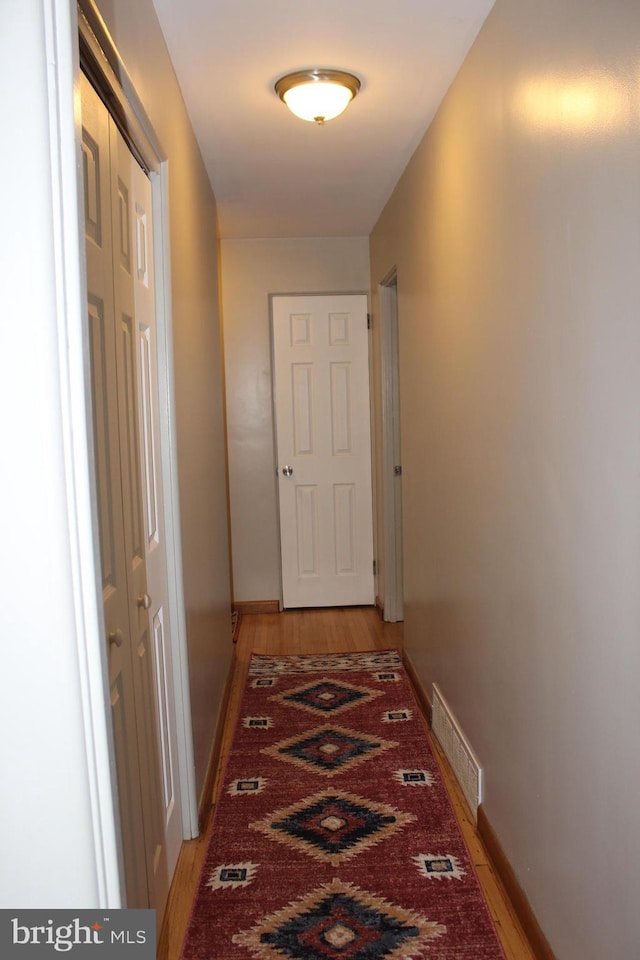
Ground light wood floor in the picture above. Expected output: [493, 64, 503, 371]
[158, 608, 535, 960]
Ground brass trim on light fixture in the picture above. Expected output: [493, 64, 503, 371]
[275, 69, 361, 124]
[275, 69, 361, 102]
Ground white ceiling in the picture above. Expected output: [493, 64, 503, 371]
[151, 0, 494, 239]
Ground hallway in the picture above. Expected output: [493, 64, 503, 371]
[157, 608, 534, 960]
[5, 4, 640, 958]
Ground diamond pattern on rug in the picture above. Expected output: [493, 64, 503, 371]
[373, 671, 401, 682]
[250, 789, 415, 866]
[232, 878, 446, 960]
[270, 677, 382, 717]
[414, 853, 466, 881]
[261, 724, 398, 778]
[243, 716, 274, 729]
[227, 777, 268, 797]
[207, 862, 258, 892]
[251, 677, 278, 689]
[394, 769, 434, 787]
[382, 709, 412, 723]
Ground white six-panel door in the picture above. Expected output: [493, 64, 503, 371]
[130, 159, 183, 876]
[273, 294, 375, 608]
[82, 74, 173, 916]
[109, 119, 168, 917]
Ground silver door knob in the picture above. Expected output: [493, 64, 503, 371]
[108, 629, 123, 647]
[136, 593, 152, 610]
[282, 465, 294, 477]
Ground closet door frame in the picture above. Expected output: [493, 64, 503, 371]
[77, 0, 199, 852]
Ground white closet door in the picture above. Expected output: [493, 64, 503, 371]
[109, 118, 168, 915]
[131, 159, 183, 879]
[82, 74, 175, 917]
[81, 73, 149, 909]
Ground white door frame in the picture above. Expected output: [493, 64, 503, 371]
[379, 271, 404, 622]
[77, 1, 198, 841]
[39, 0, 121, 905]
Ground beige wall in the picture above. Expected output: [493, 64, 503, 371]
[370, 1, 640, 957]
[96, 0, 232, 800]
[220, 237, 370, 602]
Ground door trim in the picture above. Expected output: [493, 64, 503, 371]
[44, 0, 121, 905]
[77, 0, 198, 841]
[379, 270, 404, 622]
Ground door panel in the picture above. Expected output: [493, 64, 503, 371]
[292, 364, 314, 455]
[118, 313, 146, 566]
[138, 327, 159, 547]
[273, 294, 374, 608]
[130, 157, 183, 882]
[132, 626, 165, 879]
[87, 298, 117, 592]
[109, 673, 148, 904]
[109, 115, 166, 911]
[330, 362, 353, 454]
[151, 608, 174, 810]
[295, 485, 319, 577]
[334, 483, 357, 574]
[81, 131, 102, 245]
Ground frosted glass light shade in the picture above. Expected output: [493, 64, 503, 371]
[275, 70, 360, 125]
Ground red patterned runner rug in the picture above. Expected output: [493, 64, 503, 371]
[181, 650, 506, 960]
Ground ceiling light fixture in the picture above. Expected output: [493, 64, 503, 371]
[275, 69, 361, 125]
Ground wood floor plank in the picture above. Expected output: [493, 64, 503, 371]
[158, 608, 535, 960]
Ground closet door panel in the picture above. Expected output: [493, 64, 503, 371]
[81, 73, 149, 909]
[132, 160, 183, 887]
[109, 119, 167, 912]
